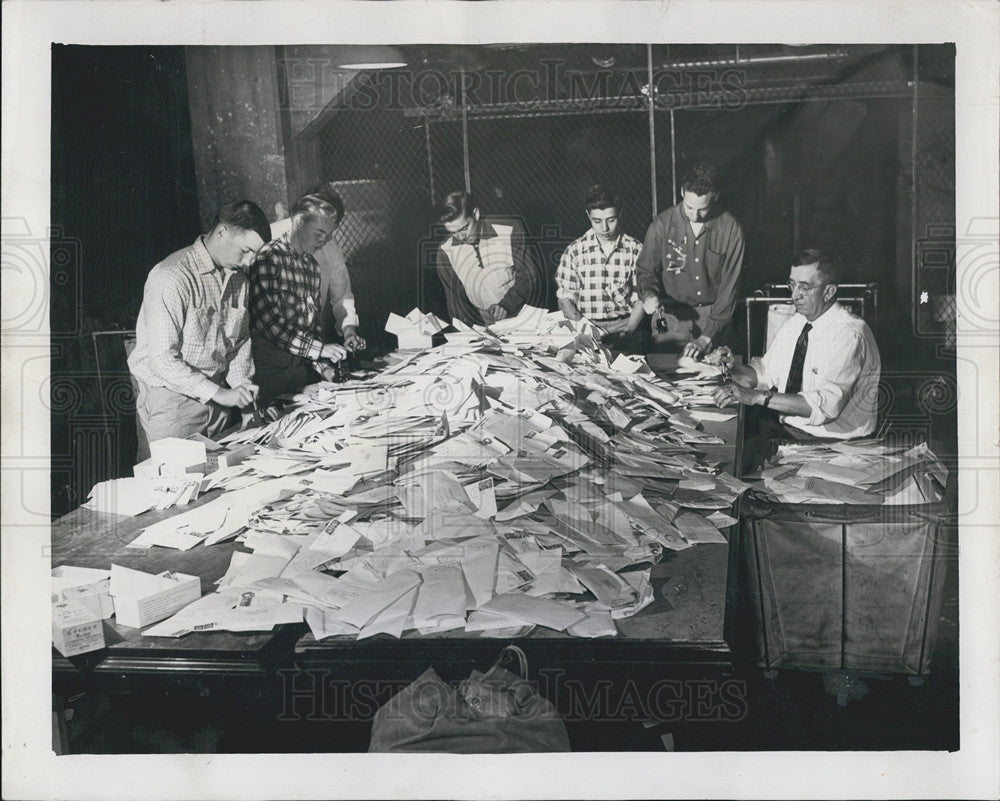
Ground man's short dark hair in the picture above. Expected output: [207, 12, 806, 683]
[300, 183, 345, 224]
[680, 162, 722, 196]
[438, 191, 477, 224]
[212, 200, 271, 244]
[792, 248, 840, 285]
[584, 185, 620, 213]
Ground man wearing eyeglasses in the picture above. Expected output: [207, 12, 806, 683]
[249, 188, 360, 403]
[712, 249, 881, 442]
[635, 162, 745, 358]
[435, 190, 539, 327]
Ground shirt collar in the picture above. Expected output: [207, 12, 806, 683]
[671, 203, 716, 233]
[585, 228, 623, 252]
[193, 236, 222, 274]
[451, 219, 498, 248]
[807, 300, 843, 330]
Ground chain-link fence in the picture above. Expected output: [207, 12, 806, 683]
[311, 44, 950, 359]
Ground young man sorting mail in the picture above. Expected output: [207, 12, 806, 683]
[635, 162, 745, 357]
[249, 189, 360, 403]
[435, 191, 540, 328]
[128, 200, 271, 460]
[555, 184, 645, 337]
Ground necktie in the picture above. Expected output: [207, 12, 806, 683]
[785, 322, 812, 394]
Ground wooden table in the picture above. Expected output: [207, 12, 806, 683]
[51, 352, 744, 738]
[293, 354, 745, 716]
[51, 504, 304, 698]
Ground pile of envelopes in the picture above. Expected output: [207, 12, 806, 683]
[131, 307, 748, 640]
[749, 440, 948, 505]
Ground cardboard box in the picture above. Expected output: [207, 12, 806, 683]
[110, 564, 201, 629]
[158, 461, 208, 477]
[385, 308, 447, 350]
[217, 443, 256, 469]
[52, 598, 105, 657]
[60, 578, 115, 619]
[133, 458, 163, 481]
[52, 566, 115, 619]
[149, 437, 207, 469]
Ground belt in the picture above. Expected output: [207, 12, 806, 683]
[590, 314, 630, 323]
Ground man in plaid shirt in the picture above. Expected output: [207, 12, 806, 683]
[555, 185, 645, 336]
[128, 200, 271, 460]
[249, 189, 353, 403]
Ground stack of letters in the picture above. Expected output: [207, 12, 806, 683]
[122, 307, 748, 639]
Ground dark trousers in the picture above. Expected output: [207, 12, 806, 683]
[251, 335, 319, 406]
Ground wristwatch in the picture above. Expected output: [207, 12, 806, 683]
[761, 389, 775, 408]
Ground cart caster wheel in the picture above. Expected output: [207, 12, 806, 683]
[763, 669, 778, 680]
[907, 675, 926, 687]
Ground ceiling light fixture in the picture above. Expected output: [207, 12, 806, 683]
[334, 45, 408, 70]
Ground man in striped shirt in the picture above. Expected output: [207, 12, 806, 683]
[555, 185, 645, 336]
[128, 200, 271, 460]
[249, 190, 353, 403]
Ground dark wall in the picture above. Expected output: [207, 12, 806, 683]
[51, 45, 199, 515]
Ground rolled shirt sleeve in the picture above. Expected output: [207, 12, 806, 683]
[318, 239, 360, 333]
[797, 329, 867, 426]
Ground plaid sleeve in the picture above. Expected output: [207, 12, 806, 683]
[141, 268, 223, 404]
[627, 238, 643, 305]
[555, 241, 580, 301]
[250, 246, 324, 360]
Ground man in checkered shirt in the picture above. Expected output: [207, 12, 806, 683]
[555, 185, 645, 336]
[249, 189, 355, 404]
[128, 200, 271, 460]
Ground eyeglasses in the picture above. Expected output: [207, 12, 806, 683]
[787, 280, 826, 294]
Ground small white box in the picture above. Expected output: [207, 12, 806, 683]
[217, 443, 256, 469]
[60, 578, 115, 619]
[149, 437, 207, 469]
[385, 308, 446, 350]
[159, 461, 208, 477]
[52, 566, 115, 619]
[110, 564, 201, 629]
[133, 458, 164, 481]
[52, 598, 105, 657]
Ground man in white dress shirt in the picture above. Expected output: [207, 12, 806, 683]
[713, 249, 881, 441]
